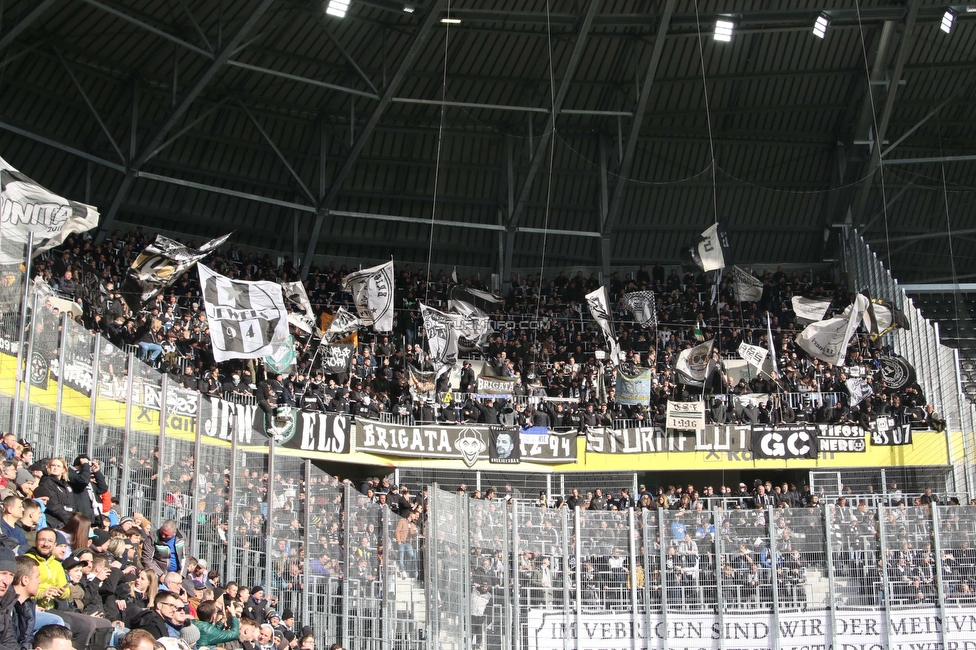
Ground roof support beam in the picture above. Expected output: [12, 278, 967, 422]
[0, 0, 57, 50]
[602, 0, 676, 235]
[55, 48, 126, 164]
[314, 16, 379, 95]
[0, 118, 125, 172]
[881, 96, 954, 158]
[79, 0, 214, 59]
[239, 101, 316, 204]
[98, 0, 275, 237]
[848, 0, 919, 225]
[301, 0, 450, 278]
[507, 0, 600, 230]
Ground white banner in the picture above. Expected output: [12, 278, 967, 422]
[622, 291, 657, 328]
[342, 260, 394, 331]
[198, 264, 288, 362]
[0, 156, 99, 264]
[796, 294, 868, 366]
[731, 266, 763, 302]
[791, 295, 832, 324]
[526, 608, 958, 650]
[666, 400, 706, 430]
[737, 341, 768, 369]
[420, 303, 460, 376]
[846, 376, 874, 407]
[675, 338, 713, 384]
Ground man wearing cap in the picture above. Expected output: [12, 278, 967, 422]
[272, 610, 295, 645]
[243, 585, 269, 626]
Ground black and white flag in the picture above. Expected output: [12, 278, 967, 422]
[0, 156, 99, 265]
[320, 344, 355, 375]
[342, 261, 394, 332]
[845, 377, 874, 408]
[731, 266, 763, 302]
[488, 425, 521, 464]
[791, 296, 832, 325]
[737, 341, 768, 369]
[796, 294, 868, 367]
[323, 306, 360, 343]
[450, 285, 502, 312]
[585, 286, 620, 365]
[198, 263, 288, 362]
[449, 298, 491, 346]
[878, 355, 917, 390]
[681, 223, 731, 273]
[281, 281, 316, 334]
[863, 297, 909, 341]
[420, 303, 460, 377]
[676, 339, 714, 385]
[623, 291, 657, 328]
[123, 233, 231, 311]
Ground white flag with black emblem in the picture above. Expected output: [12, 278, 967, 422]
[796, 294, 868, 367]
[420, 303, 460, 377]
[0, 156, 99, 265]
[448, 298, 491, 346]
[585, 286, 621, 366]
[731, 266, 764, 302]
[322, 306, 361, 343]
[846, 377, 874, 408]
[342, 261, 395, 332]
[676, 339, 714, 385]
[281, 281, 316, 334]
[198, 264, 288, 362]
[623, 291, 657, 328]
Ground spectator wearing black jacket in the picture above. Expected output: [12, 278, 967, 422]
[70, 456, 107, 523]
[32, 459, 77, 529]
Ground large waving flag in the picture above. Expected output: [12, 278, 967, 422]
[681, 223, 731, 273]
[796, 294, 868, 367]
[198, 263, 288, 362]
[123, 233, 231, 311]
[0, 156, 99, 264]
[342, 261, 395, 332]
[585, 286, 620, 366]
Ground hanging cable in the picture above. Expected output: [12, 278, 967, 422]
[528, 0, 558, 378]
[853, 0, 894, 278]
[425, 0, 452, 306]
[693, 0, 719, 226]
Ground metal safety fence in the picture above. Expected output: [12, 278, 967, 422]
[845, 228, 976, 495]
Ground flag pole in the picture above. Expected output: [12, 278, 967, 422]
[11, 232, 34, 437]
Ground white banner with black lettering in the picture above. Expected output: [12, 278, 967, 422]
[0, 155, 99, 265]
[281, 280, 316, 334]
[356, 418, 576, 466]
[751, 424, 818, 459]
[420, 303, 460, 376]
[585, 286, 620, 365]
[666, 400, 706, 430]
[737, 341, 768, 369]
[526, 608, 957, 650]
[342, 260, 395, 332]
[731, 266, 763, 302]
[791, 295, 833, 324]
[198, 263, 288, 362]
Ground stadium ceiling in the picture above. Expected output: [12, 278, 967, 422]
[0, 0, 974, 284]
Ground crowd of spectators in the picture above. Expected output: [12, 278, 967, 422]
[15, 227, 943, 440]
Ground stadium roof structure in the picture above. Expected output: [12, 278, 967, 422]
[0, 0, 974, 283]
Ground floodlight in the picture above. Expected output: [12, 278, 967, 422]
[941, 8, 957, 33]
[714, 19, 735, 43]
[813, 13, 830, 39]
[326, 0, 350, 18]
[441, 17, 461, 24]
[403, 5, 415, 12]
